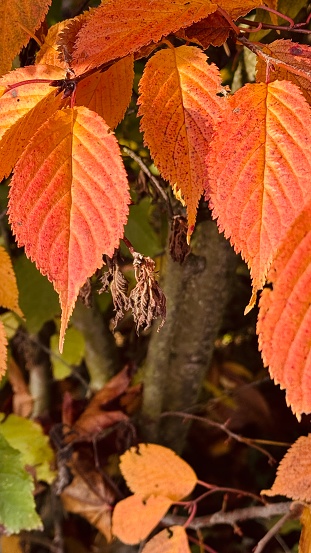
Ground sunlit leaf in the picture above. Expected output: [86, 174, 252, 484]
[8, 106, 130, 351]
[208, 81, 311, 291]
[139, 45, 227, 238]
[0, 65, 65, 180]
[257, 203, 311, 417]
[0, 0, 51, 76]
[76, 56, 134, 129]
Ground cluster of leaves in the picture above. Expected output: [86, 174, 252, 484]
[1, 0, 311, 551]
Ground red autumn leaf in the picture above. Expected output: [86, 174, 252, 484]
[71, 0, 218, 73]
[0, 246, 23, 318]
[72, 0, 259, 74]
[0, 65, 65, 180]
[0, 321, 7, 380]
[0, 0, 51, 76]
[257, 203, 311, 418]
[75, 55, 134, 129]
[8, 106, 130, 351]
[138, 45, 227, 238]
[180, 10, 233, 48]
[208, 80, 311, 292]
[256, 40, 311, 104]
[262, 435, 311, 501]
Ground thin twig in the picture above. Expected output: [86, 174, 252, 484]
[160, 411, 276, 464]
[253, 503, 303, 553]
[163, 501, 294, 530]
[239, 35, 311, 84]
[122, 146, 174, 218]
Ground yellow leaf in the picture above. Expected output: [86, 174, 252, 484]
[76, 56, 134, 129]
[299, 507, 311, 553]
[112, 494, 172, 545]
[142, 526, 191, 553]
[120, 443, 197, 501]
[0, 0, 51, 76]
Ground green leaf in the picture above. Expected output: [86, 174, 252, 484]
[0, 433, 42, 533]
[50, 326, 85, 380]
[13, 254, 60, 334]
[124, 197, 165, 258]
[0, 414, 56, 484]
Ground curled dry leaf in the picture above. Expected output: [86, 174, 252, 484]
[120, 443, 197, 501]
[61, 464, 114, 542]
[180, 10, 233, 48]
[73, 366, 132, 439]
[99, 256, 129, 329]
[169, 215, 190, 264]
[129, 254, 166, 333]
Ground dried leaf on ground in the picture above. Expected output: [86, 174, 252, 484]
[62, 464, 114, 541]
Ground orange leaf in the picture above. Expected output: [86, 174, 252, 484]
[262, 435, 311, 501]
[0, 246, 23, 317]
[257, 204, 311, 417]
[181, 10, 232, 48]
[256, 40, 311, 105]
[120, 443, 197, 501]
[142, 526, 191, 553]
[76, 56, 134, 129]
[61, 467, 114, 541]
[36, 20, 71, 69]
[0, 321, 7, 380]
[8, 107, 130, 351]
[71, 0, 218, 74]
[208, 80, 311, 291]
[139, 45, 227, 239]
[0, 65, 65, 180]
[112, 494, 172, 545]
[299, 507, 311, 553]
[0, 0, 51, 76]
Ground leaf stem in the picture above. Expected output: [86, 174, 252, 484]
[122, 146, 174, 219]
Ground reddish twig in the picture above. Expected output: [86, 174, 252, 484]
[160, 411, 277, 464]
